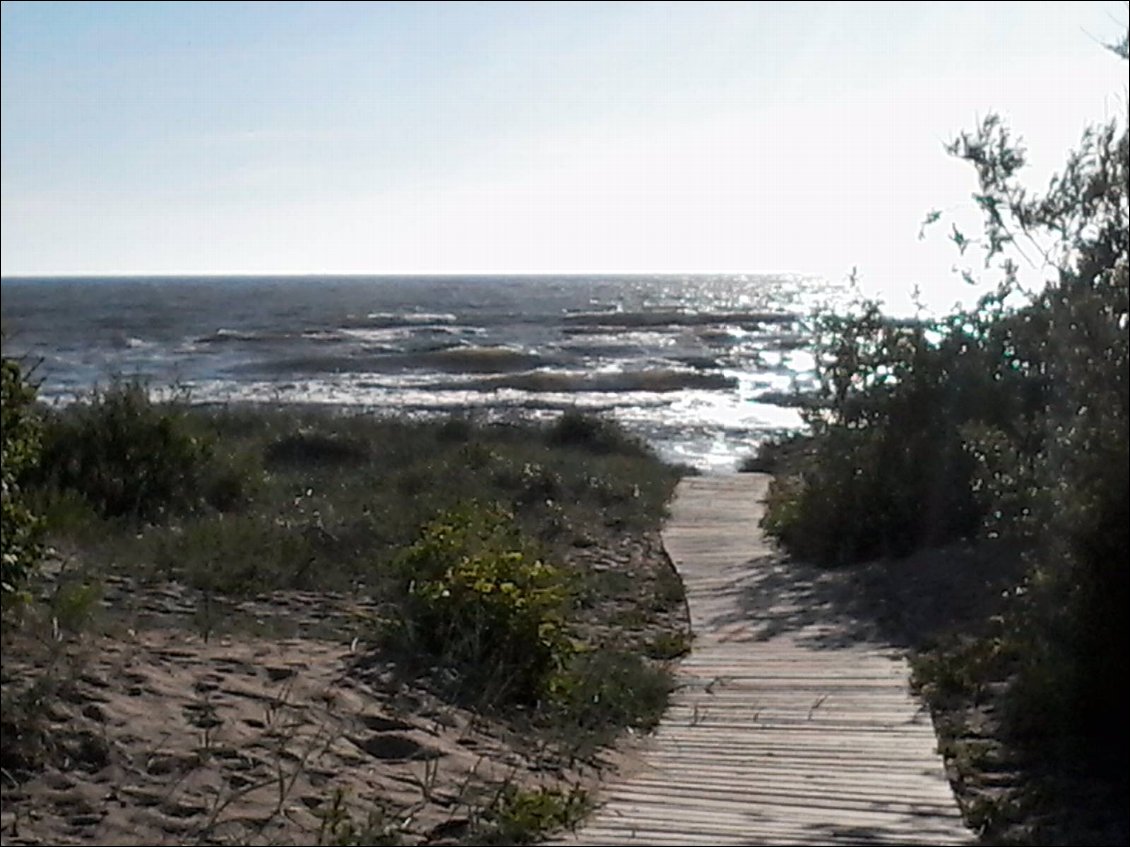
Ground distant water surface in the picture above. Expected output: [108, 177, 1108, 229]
[0, 274, 842, 471]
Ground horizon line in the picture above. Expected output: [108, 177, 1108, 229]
[2, 269, 820, 280]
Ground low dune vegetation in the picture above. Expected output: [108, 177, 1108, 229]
[0, 377, 690, 845]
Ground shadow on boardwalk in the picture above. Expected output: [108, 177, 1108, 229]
[702, 540, 1026, 653]
[690, 548, 897, 650]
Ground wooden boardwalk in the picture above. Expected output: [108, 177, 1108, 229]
[551, 474, 972, 845]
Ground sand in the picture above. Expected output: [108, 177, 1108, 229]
[1, 534, 675, 846]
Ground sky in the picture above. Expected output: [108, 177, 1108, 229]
[1, 1, 1126, 310]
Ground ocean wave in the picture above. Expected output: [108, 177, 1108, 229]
[437, 369, 737, 394]
[231, 354, 380, 375]
[753, 389, 822, 409]
[761, 333, 810, 351]
[556, 328, 671, 348]
[111, 334, 151, 350]
[195, 328, 300, 345]
[552, 341, 651, 361]
[563, 309, 797, 329]
[423, 346, 546, 373]
[339, 326, 418, 345]
[350, 311, 459, 328]
[670, 355, 722, 370]
[233, 345, 547, 377]
[301, 329, 347, 342]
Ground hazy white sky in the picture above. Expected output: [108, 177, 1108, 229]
[1, 1, 1126, 310]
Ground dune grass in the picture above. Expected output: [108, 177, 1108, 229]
[3, 387, 689, 843]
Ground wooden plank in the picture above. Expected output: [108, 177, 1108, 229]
[660, 713, 936, 725]
[584, 810, 964, 839]
[613, 784, 958, 806]
[644, 734, 945, 751]
[571, 814, 967, 842]
[622, 773, 958, 796]
[603, 785, 963, 815]
[640, 755, 951, 772]
[635, 761, 952, 779]
[548, 475, 972, 846]
[557, 825, 959, 846]
[557, 831, 945, 847]
[658, 724, 937, 733]
[570, 805, 965, 835]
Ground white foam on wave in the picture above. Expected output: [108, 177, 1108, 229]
[361, 311, 458, 326]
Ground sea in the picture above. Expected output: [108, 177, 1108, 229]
[0, 274, 845, 472]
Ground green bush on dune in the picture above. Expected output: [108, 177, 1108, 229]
[763, 38, 1128, 750]
[761, 299, 1047, 564]
[1, 357, 44, 605]
[546, 409, 654, 457]
[36, 380, 256, 521]
[382, 501, 574, 707]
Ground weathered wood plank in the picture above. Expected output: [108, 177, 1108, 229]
[635, 761, 956, 779]
[545, 474, 971, 845]
[628, 776, 962, 804]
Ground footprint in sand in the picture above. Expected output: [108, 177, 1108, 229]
[358, 713, 415, 733]
[350, 733, 444, 761]
[264, 665, 297, 682]
[67, 811, 106, 829]
[145, 752, 198, 777]
[192, 677, 222, 694]
[117, 785, 167, 807]
[154, 648, 199, 661]
[58, 731, 112, 773]
[181, 701, 224, 730]
[79, 671, 112, 690]
[213, 658, 258, 676]
[227, 772, 260, 790]
[42, 771, 77, 791]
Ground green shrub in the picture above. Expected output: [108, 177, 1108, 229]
[435, 413, 475, 443]
[766, 34, 1128, 751]
[264, 430, 368, 469]
[761, 307, 989, 564]
[644, 630, 691, 660]
[473, 785, 589, 845]
[146, 511, 324, 594]
[37, 381, 254, 521]
[382, 502, 573, 706]
[1, 357, 44, 603]
[911, 635, 1012, 706]
[737, 433, 810, 473]
[942, 94, 1128, 746]
[314, 787, 405, 846]
[1, 676, 56, 777]
[547, 649, 673, 749]
[545, 410, 652, 457]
